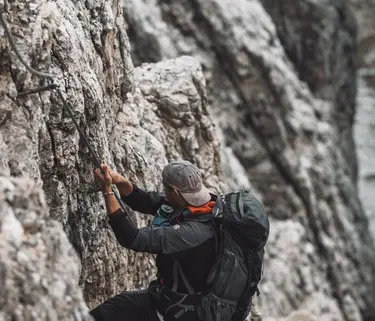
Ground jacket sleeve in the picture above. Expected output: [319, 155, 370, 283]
[121, 185, 167, 215]
[108, 210, 214, 254]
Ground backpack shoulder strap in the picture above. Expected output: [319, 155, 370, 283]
[206, 223, 224, 285]
[172, 259, 179, 292]
[172, 260, 195, 295]
[204, 194, 226, 286]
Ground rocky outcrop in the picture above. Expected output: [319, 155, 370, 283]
[0, 176, 92, 321]
[264, 310, 320, 321]
[260, 0, 358, 181]
[1, 0, 375, 321]
[350, 0, 375, 238]
[0, 0, 221, 313]
[124, 0, 375, 320]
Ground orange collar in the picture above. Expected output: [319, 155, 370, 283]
[187, 201, 215, 215]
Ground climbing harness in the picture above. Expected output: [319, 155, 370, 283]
[0, 11, 133, 223]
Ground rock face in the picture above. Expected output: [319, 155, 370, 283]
[0, 1, 375, 321]
[0, 0, 221, 313]
[124, 0, 375, 320]
[0, 177, 92, 321]
[350, 0, 375, 237]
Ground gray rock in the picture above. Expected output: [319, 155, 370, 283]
[124, 0, 375, 320]
[0, 0, 222, 314]
[0, 176, 92, 321]
[354, 71, 375, 237]
[350, 0, 375, 240]
[1, 0, 375, 321]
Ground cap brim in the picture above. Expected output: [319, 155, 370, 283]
[181, 186, 211, 206]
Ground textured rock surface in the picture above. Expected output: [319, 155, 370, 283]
[124, 0, 375, 320]
[0, 176, 92, 321]
[0, 0, 221, 313]
[350, 0, 375, 237]
[1, 1, 375, 321]
[354, 73, 375, 237]
[264, 310, 320, 321]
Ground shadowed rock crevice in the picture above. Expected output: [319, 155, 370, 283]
[260, 0, 359, 182]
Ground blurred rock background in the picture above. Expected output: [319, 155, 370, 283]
[350, 0, 375, 238]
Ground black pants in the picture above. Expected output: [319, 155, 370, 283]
[90, 290, 159, 321]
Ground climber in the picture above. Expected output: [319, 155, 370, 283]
[90, 160, 217, 321]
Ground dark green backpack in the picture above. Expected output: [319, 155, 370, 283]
[197, 189, 270, 321]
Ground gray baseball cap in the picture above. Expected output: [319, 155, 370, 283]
[162, 160, 211, 206]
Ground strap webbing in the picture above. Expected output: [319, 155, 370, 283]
[176, 261, 195, 295]
[172, 260, 179, 292]
[172, 260, 195, 295]
[206, 224, 223, 285]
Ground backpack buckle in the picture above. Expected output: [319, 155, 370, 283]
[213, 195, 225, 218]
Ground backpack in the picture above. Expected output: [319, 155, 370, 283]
[196, 189, 270, 321]
[151, 189, 270, 321]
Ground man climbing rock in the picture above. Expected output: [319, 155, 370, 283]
[91, 160, 218, 321]
[91, 160, 269, 321]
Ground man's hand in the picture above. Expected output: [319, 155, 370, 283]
[94, 164, 122, 215]
[94, 164, 133, 196]
[109, 170, 127, 185]
[94, 164, 113, 188]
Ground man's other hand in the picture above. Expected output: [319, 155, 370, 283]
[109, 170, 127, 185]
[94, 164, 113, 187]
[94, 164, 128, 185]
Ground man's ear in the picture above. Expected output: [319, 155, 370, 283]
[172, 188, 180, 198]
[175, 190, 188, 206]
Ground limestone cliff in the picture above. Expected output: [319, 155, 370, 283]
[0, 176, 92, 321]
[0, 0, 221, 316]
[350, 0, 375, 238]
[0, 0, 374, 321]
[124, 0, 375, 320]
